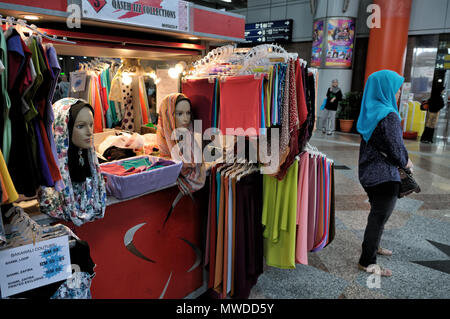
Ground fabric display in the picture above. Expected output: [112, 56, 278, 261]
[38, 98, 107, 227]
[0, 27, 64, 198]
[183, 45, 318, 178]
[100, 157, 174, 176]
[181, 78, 215, 133]
[205, 163, 263, 299]
[69, 59, 152, 133]
[263, 151, 335, 269]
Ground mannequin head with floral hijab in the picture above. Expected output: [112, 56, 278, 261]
[38, 98, 106, 226]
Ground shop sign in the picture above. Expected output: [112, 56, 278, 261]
[311, 20, 324, 67]
[325, 18, 355, 68]
[82, 0, 190, 33]
[244, 19, 292, 44]
[0, 236, 71, 298]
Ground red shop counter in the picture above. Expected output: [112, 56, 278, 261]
[62, 184, 209, 299]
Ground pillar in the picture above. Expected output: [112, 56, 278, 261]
[313, 0, 360, 130]
[364, 0, 412, 82]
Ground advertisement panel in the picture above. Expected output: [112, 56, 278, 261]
[325, 18, 355, 68]
[311, 20, 324, 67]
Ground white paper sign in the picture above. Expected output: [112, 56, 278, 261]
[82, 0, 190, 33]
[0, 236, 71, 298]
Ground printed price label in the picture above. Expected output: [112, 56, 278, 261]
[0, 236, 71, 298]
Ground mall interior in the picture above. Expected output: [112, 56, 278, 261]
[0, 0, 448, 300]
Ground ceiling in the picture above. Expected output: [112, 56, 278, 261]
[189, 0, 247, 10]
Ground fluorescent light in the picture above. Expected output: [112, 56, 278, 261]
[70, 57, 75, 60]
[221, 0, 232, 2]
[59, 57, 63, 61]
[189, 37, 199, 40]
[23, 15, 40, 21]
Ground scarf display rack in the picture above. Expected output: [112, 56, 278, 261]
[182, 45, 334, 299]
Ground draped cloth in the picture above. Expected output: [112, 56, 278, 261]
[38, 98, 106, 226]
[157, 93, 206, 194]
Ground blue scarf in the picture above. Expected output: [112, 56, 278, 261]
[357, 70, 404, 142]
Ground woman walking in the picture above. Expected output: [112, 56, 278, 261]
[356, 70, 413, 277]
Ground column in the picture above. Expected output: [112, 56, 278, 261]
[364, 0, 412, 82]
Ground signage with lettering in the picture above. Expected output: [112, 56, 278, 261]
[245, 19, 292, 44]
[0, 236, 71, 298]
[82, 0, 190, 33]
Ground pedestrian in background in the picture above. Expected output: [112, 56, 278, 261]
[421, 82, 445, 144]
[357, 70, 414, 277]
[322, 79, 342, 135]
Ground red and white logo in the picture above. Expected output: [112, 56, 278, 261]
[87, 0, 107, 13]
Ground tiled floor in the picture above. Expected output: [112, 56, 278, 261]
[249, 131, 450, 299]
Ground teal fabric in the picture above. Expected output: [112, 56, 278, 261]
[357, 70, 404, 142]
[120, 157, 151, 170]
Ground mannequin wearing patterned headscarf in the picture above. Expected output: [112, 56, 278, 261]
[157, 93, 206, 195]
[38, 98, 106, 226]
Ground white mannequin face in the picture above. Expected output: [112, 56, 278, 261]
[72, 107, 94, 149]
[174, 100, 191, 129]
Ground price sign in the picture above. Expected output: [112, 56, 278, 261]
[0, 236, 71, 298]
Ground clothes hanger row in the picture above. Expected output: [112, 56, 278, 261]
[1, 206, 75, 250]
[0, 15, 76, 44]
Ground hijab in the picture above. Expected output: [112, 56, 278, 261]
[330, 79, 340, 94]
[157, 93, 206, 194]
[38, 98, 106, 226]
[357, 70, 404, 142]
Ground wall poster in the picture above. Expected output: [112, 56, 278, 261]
[325, 18, 355, 68]
[311, 20, 324, 67]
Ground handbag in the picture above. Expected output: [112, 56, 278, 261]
[377, 150, 421, 198]
[320, 97, 327, 110]
[397, 167, 421, 198]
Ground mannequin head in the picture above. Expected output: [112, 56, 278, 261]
[71, 107, 94, 149]
[67, 100, 95, 183]
[174, 96, 192, 129]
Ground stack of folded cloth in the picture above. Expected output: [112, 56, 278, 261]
[100, 157, 174, 176]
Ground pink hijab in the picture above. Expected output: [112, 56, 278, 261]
[157, 93, 206, 194]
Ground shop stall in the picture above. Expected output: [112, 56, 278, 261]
[0, 0, 245, 299]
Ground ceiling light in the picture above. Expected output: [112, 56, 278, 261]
[189, 37, 199, 40]
[23, 15, 40, 21]
[221, 0, 232, 3]
[168, 67, 179, 79]
[122, 72, 132, 85]
[70, 57, 75, 60]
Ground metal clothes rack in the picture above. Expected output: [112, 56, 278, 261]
[0, 15, 76, 44]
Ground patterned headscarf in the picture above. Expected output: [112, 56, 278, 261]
[157, 93, 206, 194]
[38, 98, 107, 226]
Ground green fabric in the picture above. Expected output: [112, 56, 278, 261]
[120, 157, 152, 170]
[25, 38, 45, 168]
[262, 161, 298, 269]
[0, 30, 11, 163]
[24, 38, 41, 123]
[105, 68, 118, 126]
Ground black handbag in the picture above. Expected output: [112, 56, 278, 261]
[376, 150, 421, 198]
[397, 167, 421, 198]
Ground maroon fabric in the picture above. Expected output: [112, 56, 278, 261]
[208, 165, 218, 288]
[182, 78, 215, 133]
[295, 59, 308, 127]
[233, 172, 263, 299]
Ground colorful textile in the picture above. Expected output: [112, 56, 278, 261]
[182, 78, 215, 132]
[38, 98, 106, 226]
[219, 75, 263, 136]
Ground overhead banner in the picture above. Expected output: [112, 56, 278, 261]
[311, 20, 324, 67]
[82, 0, 190, 33]
[325, 18, 355, 68]
[245, 19, 293, 44]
